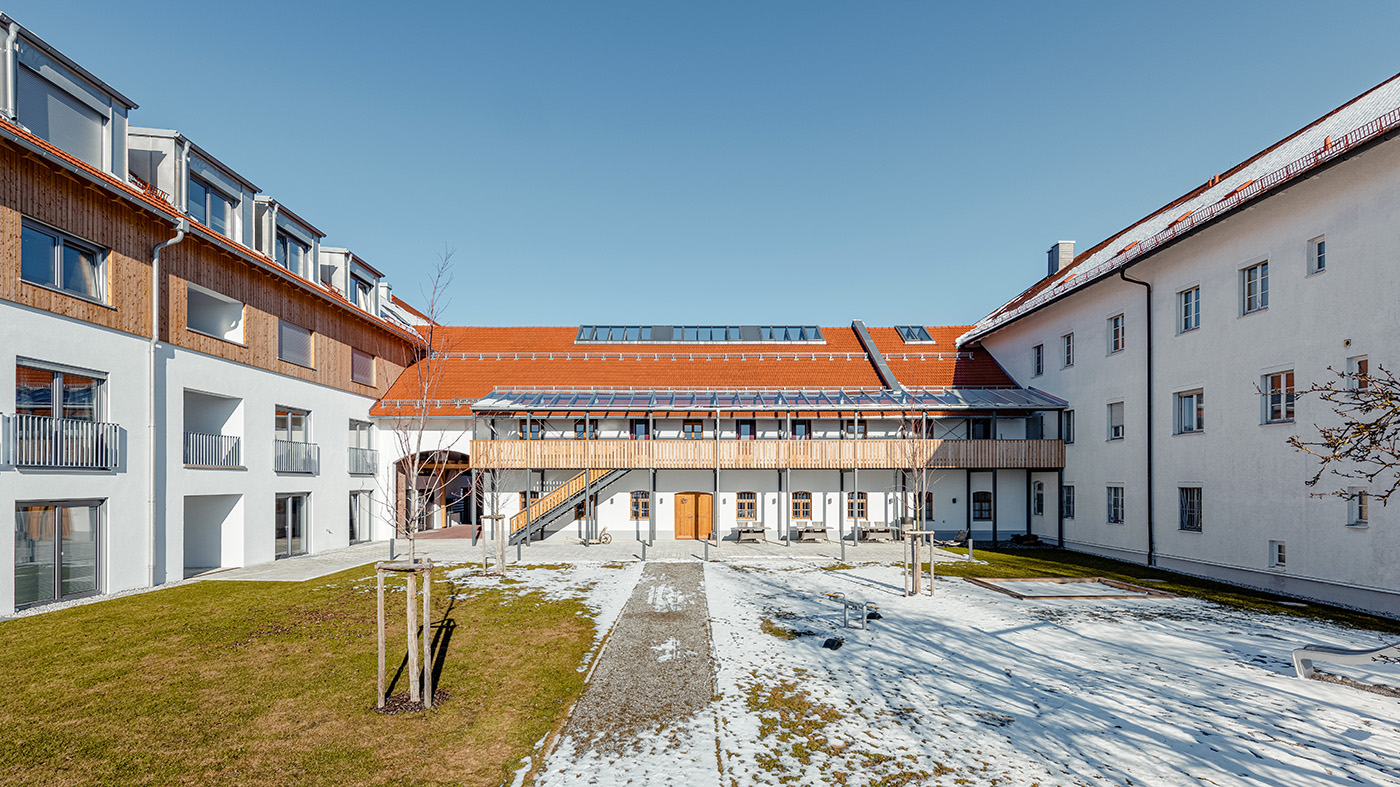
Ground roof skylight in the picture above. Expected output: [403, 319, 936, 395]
[895, 326, 935, 343]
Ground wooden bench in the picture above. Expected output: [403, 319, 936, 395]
[790, 521, 827, 542]
[859, 521, 894, 542]
[735, 524, 767, 542]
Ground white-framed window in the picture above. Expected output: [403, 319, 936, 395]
[1108, 314, 1125, 354]
[1107, 402, 1124, 441]
[16, 362, 104, 422]
[1106, 486, 1124, 524]
[1242, 261, 1269, 314]
[188, 174, 235, 239]
[1032, 344, 1044, 377]
[1032, 481, 1045, 516]
[351, 276, 374, 311]
[278, 320, 314, 368]
[20, 218, 107, 303]
[1262, 370, 1295, 424]
[1269, 540, 1287, 569]
[1348, 355, 1369, 391]
[1061, 485, 1075, 519]
[1062, 333, 1074, 368]
[274, 407, 309, 442]
[351, 349, 375, 386]
[1308, 235, 1326, 274]
[186, 283, 244, 343]
[275, 231, 310, 278]
[1175, 390, 1204, 434]
[348, 419, 373, 450]
[1347, 487, 1369, 527]
[1178, 487, 1202, 532]
[1061, 410, 1075, 444]
[1179, 287, 1200, 333]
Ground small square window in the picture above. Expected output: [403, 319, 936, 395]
[351, 349, 375, 385]
[1308, 236, 1326, 274]
[1262, 371, 1295, 424]
[1347, 487, 1368, 527]
[1269, 540, 1287, 569]
[1179, 287, 1200, 333]
[1175, 390, 1204, 434]
[1348, 355, 1369, 391]
[1242, 261, 1269, 314]
[682, 420, 703, 440]
[277, 320, 314, 368]
[843, 420, 866, 440]
[1108, 314, 1125, 354]
[519, 419, 544, 440]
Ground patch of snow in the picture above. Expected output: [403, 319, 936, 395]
[645, 582, 693, 612]
[650, 636, 697, 663]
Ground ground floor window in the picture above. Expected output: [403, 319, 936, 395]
[1032, 481, 1045, 516]
[349, 491, 372, 543]
[630, 491, 650, 520]
[1107, 486, 1124, 524]
[736, 491, 757, 520]
[275, 494, 308, 559]
[846, 491, 867, 519]
[1061, 486, 1075, 519]
[791, 491, 812, 520]
[923, 492, 934, 522]
[972, 491, 992, 521]
[14, 500, 100, 608]
[1178, 487, 1202, 532]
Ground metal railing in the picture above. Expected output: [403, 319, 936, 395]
[348, 446, 379, 475]
[184, 431, 242, 468]
[275, 439, 320, 474]
[3, 413, 120, 470]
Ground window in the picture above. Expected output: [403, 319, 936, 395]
[16, 65, 103, 168]
[736, 420, 757, 440]
[1263, 371, 1295, 423]
[573, 494, 598, 521]
[274, 493, 307, 559]
[14, 500, 101, 608]
[351, 276, 373, 310]
[21, 220, 106, 302]
[1242, 261, 1269, 314]
[1032, 481, 1045, 516]
[790, 420, 811, 440]
[574, 419, 597, 440]
[520, 419, 543, 440]
[1062, 333, 1075, 367]
[348, 419, 373, 449]
[895, 326, 934, 342]
[278, 320, 314, 367]
[1348, 487, 1369, 527]
[969, 417, 992, 440]
[737, 492, 757, 520]
[188, 175, 234, 238]
[518, 491, 540, 511]
[1107, 486, 1124, 524]
[1108, 314, 1125, 354]
[1061, 410, 1075, 444]
[922, 492, 934, 522]
[275, 231, 309, 277]
[186, 283, 244, 342]
[791, 491, 812, 520]
[972, 491, 992, 521]
[1270, 540, 1287, 569]
[274, 408, 308, 442]
[1308, 236, 1326, 274]
[351, 349, 375, 386]
[682, 420, 703, 440]
[1349, 356, 1369, 391]
[1175, 390, 1204, 434]
[349, 491, 372, 543]
[846, 492, 867, 520]
[630, 419, 650, 440]
[1032, 344, 1044, 376]
[630, 491, 650, 520]
[1179, 487, 1202, 532]
[1108, 402, 1124, 440]
[16, 365, 102, 422]
[1179, 287, 1200, 333]
[1061, 486, 1076, 519]
[843, 420, 866, 440]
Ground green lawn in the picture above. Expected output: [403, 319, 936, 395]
[933, 547, 1400, 634]
[0, 565, 594, 787]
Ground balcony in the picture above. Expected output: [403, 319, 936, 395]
[349, 446, 379, 475]
[275, 439, 320, 474]
[469, 438, 1064, 471]
[3, 414, 121, 470]
[184, 431, 242, 468]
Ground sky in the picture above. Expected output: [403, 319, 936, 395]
[12, 1, 1400, 328]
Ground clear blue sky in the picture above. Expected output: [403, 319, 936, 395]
[12, 1, 1400, 327]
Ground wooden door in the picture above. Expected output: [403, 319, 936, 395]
[696, 493, 712, 540]
[675, 493, 696, 539]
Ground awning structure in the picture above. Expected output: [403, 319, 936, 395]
[469, 386, 1067, 413]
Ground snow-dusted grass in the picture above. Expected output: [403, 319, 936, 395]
[708, 561, 1400, 787]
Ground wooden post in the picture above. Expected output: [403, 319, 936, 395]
[422, 563, 433, 708]
[406, 570, 420, 704]
[376, 570, 386, 709]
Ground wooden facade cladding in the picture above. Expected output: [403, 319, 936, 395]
[469, 438, 1065, 470]
[0, 137, 415, 398]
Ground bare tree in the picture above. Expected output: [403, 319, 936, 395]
[1288, 362, 1400, 506]
[895, 416, 936, 595]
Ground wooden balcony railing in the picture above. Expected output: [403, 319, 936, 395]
[470, 438, 1063, 470]
[3, 414, 121, 470]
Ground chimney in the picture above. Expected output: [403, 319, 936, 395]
[1047, 240, 1075, 276]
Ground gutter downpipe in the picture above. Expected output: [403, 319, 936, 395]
[5, 23, 18, 121]
[148, 218, 188, 587]
[1119, 268, 1154, 567]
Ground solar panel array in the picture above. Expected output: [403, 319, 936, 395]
[575, 325, 825, 344]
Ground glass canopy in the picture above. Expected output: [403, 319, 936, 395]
[471, 387, 1066, 412]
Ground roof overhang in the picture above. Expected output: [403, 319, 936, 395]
[467, 386, 1067, 414]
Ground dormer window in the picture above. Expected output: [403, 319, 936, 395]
[16, 65, 104, 169]
[351, 276, 373, 311]
[276, 231, 309, 278]
[189, 175, 234, 238]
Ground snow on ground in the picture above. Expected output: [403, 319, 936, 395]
[707, 561, 1400, 787]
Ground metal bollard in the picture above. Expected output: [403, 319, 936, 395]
[704, 540, 709, 562]
[642, 541, 647, 561]
[517, 542, 522, 563]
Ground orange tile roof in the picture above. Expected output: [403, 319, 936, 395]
[372, 325, 1019, 415]
[867, 326, 1017, 388]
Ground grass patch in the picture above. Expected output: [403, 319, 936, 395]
[930, 548, 1400, 633]
[0, 566, 597, 786]
[760, 618, 799, 640]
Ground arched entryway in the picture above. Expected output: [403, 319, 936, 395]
[394, 450, 473, 534]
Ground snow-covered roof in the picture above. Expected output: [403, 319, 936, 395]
[958, 72, 1400, 347]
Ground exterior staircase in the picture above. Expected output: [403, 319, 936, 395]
[510, 468, 628, 544]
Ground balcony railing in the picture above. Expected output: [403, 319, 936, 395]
[275, 439, 320, 474]
[470, 438, 1064, 471]
[349, 446, 379, 475]
[184, 431, 242, 468]
[3, 413, 121, 470]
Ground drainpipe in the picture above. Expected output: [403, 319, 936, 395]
[148, 218, 188, 587]
[4, 23, 18, 121]
[1119, 268, 1154, 566]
